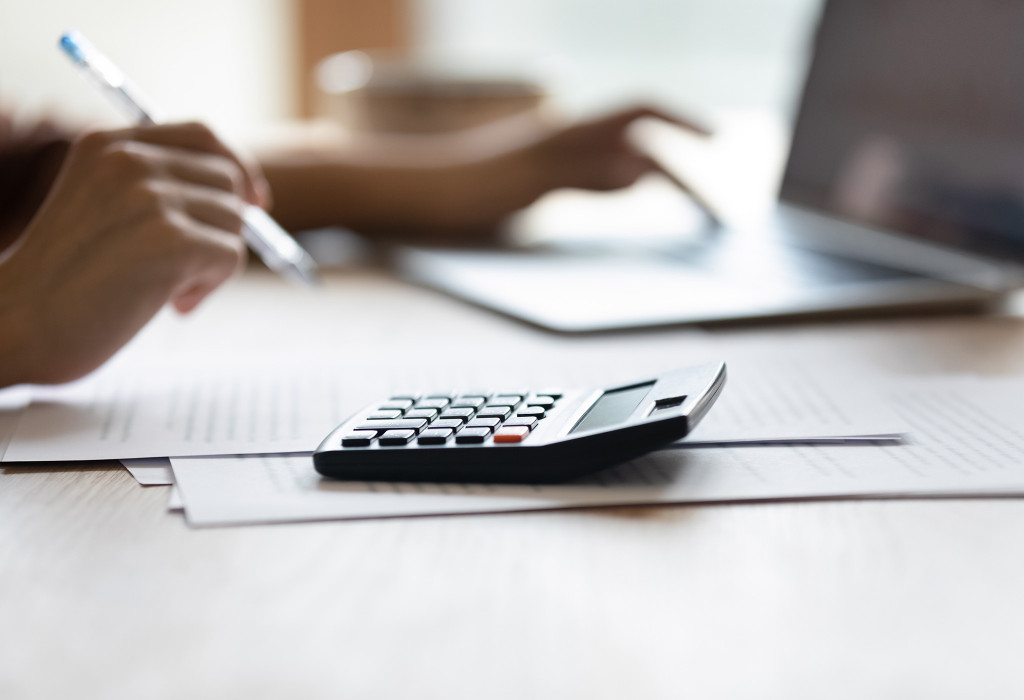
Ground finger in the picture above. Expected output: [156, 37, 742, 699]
[161, 149, 249, 200]
[106, 122, 270, 207]
[593, 105, 712, 138]
[88, 139, 250, 202]
[645, 156, 724, 227]
[179, 184, 247, 235]
[169, 223, 247, 313]
[559, 151, 655, 191]
[171, 287, 208, 314]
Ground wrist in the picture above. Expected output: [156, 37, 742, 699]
[467, 144, 553, 221]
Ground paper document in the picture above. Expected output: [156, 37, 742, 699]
[0, 387, 30, 461]
[169, 376, 1014, 527]
[5, 358, 903, 463]
[4, 362, 358, 462]
[122, 458, 174, 486]
[678, 366, 905, 444]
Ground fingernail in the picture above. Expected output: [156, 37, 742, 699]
[248, 179, 266, 206]
[256, 179, 273, 209]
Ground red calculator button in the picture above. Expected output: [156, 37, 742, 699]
[494, 426, 531, 443]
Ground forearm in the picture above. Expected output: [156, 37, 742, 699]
[258, 122, 556, 241]
[262, 151, 466, 234]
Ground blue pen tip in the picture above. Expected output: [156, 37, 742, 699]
[59, 31, 86, 65]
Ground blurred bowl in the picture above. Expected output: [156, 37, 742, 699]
[316, 50, 550, 134]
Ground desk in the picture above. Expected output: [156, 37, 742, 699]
[3, 268, 1024, 699]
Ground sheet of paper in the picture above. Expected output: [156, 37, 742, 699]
[169, 376, 1023, 527]
[4, 360, 364, 462]
[4, 355, 905, 463]
[677, 366, 906, 444]
[168, 487, 183, 511]
[122, 458, 174, 486]
[4, 356, 507, 463]
[0, 387, 30, 461]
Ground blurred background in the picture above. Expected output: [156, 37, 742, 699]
[0, 0, 819, 132]
[0, 0, 823, 238]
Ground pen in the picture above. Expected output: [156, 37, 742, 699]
[59, 30, 322, 288]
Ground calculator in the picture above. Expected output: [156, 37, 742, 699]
[314, 362, 726, 484]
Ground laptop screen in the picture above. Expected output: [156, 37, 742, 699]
[781, 0, 1024, 260]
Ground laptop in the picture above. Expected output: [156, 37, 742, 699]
[396, 0, 1024, 332]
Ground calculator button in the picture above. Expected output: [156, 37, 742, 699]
[517, 407, 546, 419]
[379, 399, 414, 411]
[388, 394, 419, 401]
[365, 410, 403, 420]
[535, 389, 563, 400]
[494, 426, 531, 443]
[415, 398, 450, 410]
[450, 397, 486, 409]
[504, 416, 538, 429]
[341, 431, 377, 447]
[379, 429, 416, 446]
[424, 392, 455, 400]
[455, 428, 492, 444]
[417, 428, 454, 445]
[477, 406, 512, 419]
[356, 418, 428, 433]
[487, 396, 522, 407]
[431, 419, 465, 431]
[439, 408, 476, 422]
[526, 396, 556, 409]
[405, 408, 439, 421]
[466, 417, 500, 430]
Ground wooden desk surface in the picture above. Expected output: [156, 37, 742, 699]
[3, 269, 1024, 700]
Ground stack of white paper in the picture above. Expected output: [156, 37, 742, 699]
[0, 354, 936, 528]
[166, 376, 1024, 527]
[3, 360, 906, 464]
[0, 386, 30, 461]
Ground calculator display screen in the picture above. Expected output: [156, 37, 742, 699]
[570, 382, 654, 434]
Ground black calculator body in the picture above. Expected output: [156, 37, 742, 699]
[314, 362, 726, 484]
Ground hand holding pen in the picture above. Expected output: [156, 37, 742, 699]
[59, 30, 321, 287]
[0, 120, 279, 384]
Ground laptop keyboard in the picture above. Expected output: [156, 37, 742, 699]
[662, 239, 923, 287]
[771, 247, 922, 285]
